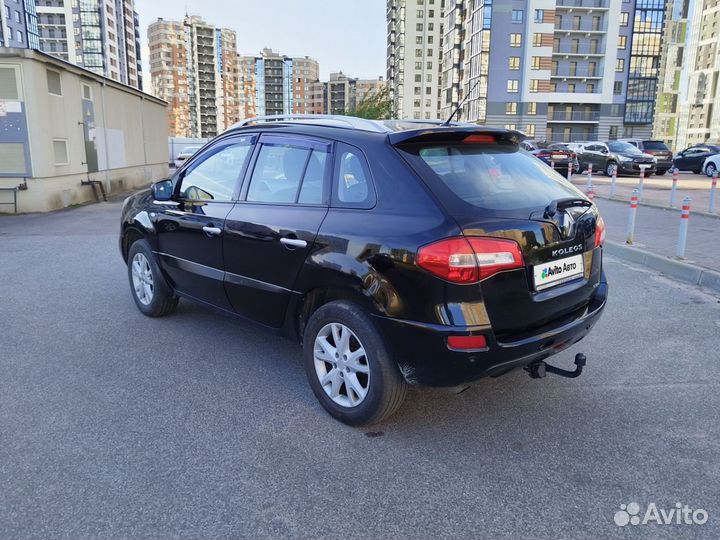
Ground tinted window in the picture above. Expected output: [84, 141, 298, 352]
[608, 141, 641, 153]
[642, 140, 669, 151]
[399, 141, 584, 215]
[247, 143, 328, 204]
[333, 144, 375, 207]
[180, 138, 253, 201]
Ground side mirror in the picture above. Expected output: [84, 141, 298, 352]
[152, 179, 174, 201]
[600, 148, 608, 154]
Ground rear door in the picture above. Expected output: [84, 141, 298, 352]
[395, 134, 604, 336]
[155, 134, 256, 309]
[223, 134, 331, 327]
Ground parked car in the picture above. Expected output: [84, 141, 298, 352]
[521, 141, 579, 175]
[120, 116, 608, 425]
[673, 144, 720, 174]
[618, 139, 673, 175]
[702, 154, 720, 177]
[173, 146, 202, 169]
[577, 141, 656, 177]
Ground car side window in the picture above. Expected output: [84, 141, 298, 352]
[179, 137, 254, 201]
[246, 141, 329, 205]
[332, 143, 376, 208]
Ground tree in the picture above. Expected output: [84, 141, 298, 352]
[348, 86, 392, 120]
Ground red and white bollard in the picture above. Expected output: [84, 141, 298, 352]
[676, 197, 691, 259]
[610, 170, 617, 198]
[567, 162, 573, 182]
[587, 182, 595, 201]
[586, 163, 593, 190]
[710, 171, 717, 214]
[670, 168, 679, 208]
[626, 189, 639, 245]
[550, 160, 556, 170]
[637, 165, 649, 200]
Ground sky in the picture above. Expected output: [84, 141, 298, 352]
[134, 0, 387, 82]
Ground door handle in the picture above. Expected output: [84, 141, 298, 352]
[280, 237, 307, 249]
[202, 226, 222, 236]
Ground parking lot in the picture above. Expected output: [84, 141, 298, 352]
[1, 201, 719, 539]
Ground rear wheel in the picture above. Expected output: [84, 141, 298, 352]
[605, 161, 618, 177]
[303, 300, 407, 425]
[127, 239, 178, 317]
[655, 169, 667, 176]
[706, 163, 717, 177]
[693, 169, 702, 175]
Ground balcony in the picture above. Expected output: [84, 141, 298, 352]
[551, 68, 602, 78]
[556, 0, 608, 9]
[555, 22, 607, 33]
[553, 45, 604, 56]
[547, 111, 600, 122]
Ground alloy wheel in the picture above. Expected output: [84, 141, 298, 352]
[707, 163, 717, 177]
[131, 253, 154, 306]
[313, 322, 370, 408]
[606, 162, 618, 176]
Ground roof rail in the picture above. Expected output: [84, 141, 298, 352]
[230, 114, 391, 133]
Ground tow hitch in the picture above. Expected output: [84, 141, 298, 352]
[526, 353, 586, 379]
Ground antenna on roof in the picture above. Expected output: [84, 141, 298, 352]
[441, 76, 483, 126]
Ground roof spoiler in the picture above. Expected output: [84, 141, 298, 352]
[388, 126, 526, 146]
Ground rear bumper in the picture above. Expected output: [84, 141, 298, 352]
[373, 273, 608, 387]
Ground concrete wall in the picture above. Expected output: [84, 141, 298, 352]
[0, 48, 168, 213]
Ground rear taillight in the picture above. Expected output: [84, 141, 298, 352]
[594, 215, 606, 247]
[416, 237, 524, 283]
[571, 152, 577, 159]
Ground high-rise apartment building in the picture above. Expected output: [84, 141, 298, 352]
[32, 0, 141, 89]
[311, 72, 386, 115]
[237, 49, 321, 118]
[441, 0, 667, 141]
[386, 0, 444, 120]
[653, 0, 690, 149]
[676, 0, 720, 149]
[148, 16, 237, 138]
[0, 0, 39, 49]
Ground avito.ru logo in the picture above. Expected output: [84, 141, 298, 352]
[614, 502, 708, 527]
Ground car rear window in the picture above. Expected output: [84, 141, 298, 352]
[397, 140, 585, 217]
[642, 141, 669, 151]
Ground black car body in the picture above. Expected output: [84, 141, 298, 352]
[578, 141, 656, 177]
[673, 144, 720, 174]
[619, 139, 673, 174]
[521, 141, 579, 175]
[120, 116, 608, 424]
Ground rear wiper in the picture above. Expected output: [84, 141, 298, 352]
[543, 197, 592, 219]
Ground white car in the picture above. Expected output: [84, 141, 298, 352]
[702, 154, 720, 177]
[173, 146, 202, 169]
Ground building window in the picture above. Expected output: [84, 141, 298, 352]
[533, 33, 543, 47]
[511, 10, 523, 23]
[620, 12, 629, 26]
[534, 10, 544, 23]
[504, 124, 517, 130]
[529, 80, 539, 93]
[46, 69, 62, 96]
[616, 58, 625, 72]
[508, 57, 520, 70]
[53, 139, 69, 166]
[510, 34, 522, 47]
[609, 126, 618, 139]
[507, 79, 519, 92]
[527, 102, 537, 115]
[614, 81, 623, 94]
[416, 23, 423, 31]
[531, 57, 541, 70]
[525, 124, 536, 137]
[587, 83, 595, 93]
[567, 83, 576, 92]
[618, 36, 627, 49]
[81, 83, 92, 101]
[415, 48, 422, 57]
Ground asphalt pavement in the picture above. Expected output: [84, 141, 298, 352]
[1, 201, 719, 539]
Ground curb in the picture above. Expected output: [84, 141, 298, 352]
[593, 194, 720, 219]
[604, 241, 720, 294]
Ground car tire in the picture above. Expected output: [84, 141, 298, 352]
[693, 169, 702, 175]
[706, 163, 718, 177]
[127, 239, 178, 317]
[605, 161, 618, 177]
[303, 300, 407, 425]
[655, 169, 667, 175]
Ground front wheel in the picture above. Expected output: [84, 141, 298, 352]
[127, 239, 178, 317]
[606, 161, 618, 177]
[706, 163, 718, 177]
[303, 301, 407, 425]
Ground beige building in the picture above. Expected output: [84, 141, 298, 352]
[0, 48, 167, 213]
[387, 0, 444, 120]
[323, 72, 386, 115]
[148, 16, 238, 138]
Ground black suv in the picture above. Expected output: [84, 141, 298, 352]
[120, 116, 608, 425]
[618, 139, 673, 175]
